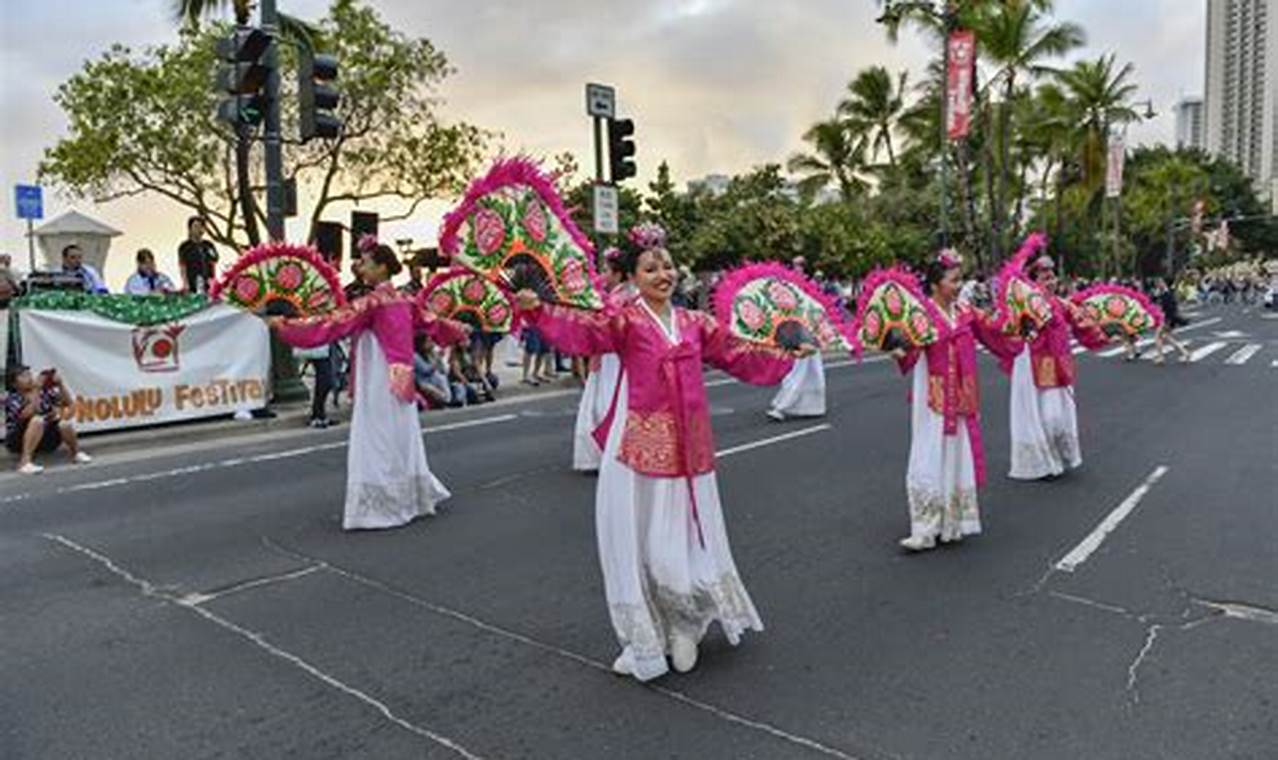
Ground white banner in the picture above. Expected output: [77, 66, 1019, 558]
[18, 304, 270, 433]
[1105, 136, 1125, 198]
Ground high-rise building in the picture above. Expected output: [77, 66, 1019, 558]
[1204, 0, 1278, 190]
[1175, 97, 1206, 150]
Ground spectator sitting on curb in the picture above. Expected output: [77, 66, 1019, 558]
[0, 254, 23, 307]
[413, 334, 458, 409]
[5, 364, 91, 474]
[450, 344, 495, 405]
[124, 249, 177, 296]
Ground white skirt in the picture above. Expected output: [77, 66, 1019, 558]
[597, 378, 763, 681]
[1007, 347, 1082, 480]
[343, 332, 451, 530]
[769, 354, 826, 417]
[905, 356, 981, 542]
[572, 353, 622, 471]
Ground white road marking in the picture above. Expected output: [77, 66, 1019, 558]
[264, 540, 863, 760]
[1099, 338, 1153, 358]
[1172, 316, 1222, 335]
[1224, 343, 1263, 365]
[1188, 342, 1229, 363]
[1, 414, 519, 506]
[717, 425, 832, 458]
[1054, 465, 1169, 573]
[42, 533, 485, 759]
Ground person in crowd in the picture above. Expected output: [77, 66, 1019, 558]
[0, 254, 23, 307]
[124, 249, 177, 296]
[414, 333, 457, 408]
[515, 227, 807, 681]
[294, 341, 337, 429]
[521, 323, 553, 386]
[61, 245, 108, 293]
[400, 258, 426, 296]
[177, 217, 219, 294]
[5, 364, 91, 474]
[449, 343, 496, 404]
[269, 239, 469, 530]
[890, 251, 1017, 551]
[1151, 278, 1192, 364]
[343, 259, 372, 301]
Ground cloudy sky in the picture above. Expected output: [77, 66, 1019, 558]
[0, 0, 1205, 285]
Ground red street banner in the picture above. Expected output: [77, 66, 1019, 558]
[946, 30, 976, 140]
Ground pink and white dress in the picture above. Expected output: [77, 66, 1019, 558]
[277, 282, 468, 530]
[1005, 295, 1108, 480]
[572, 283, 637, 471]
[526, 299, 793, 681]
[897, 303, 1016, 543]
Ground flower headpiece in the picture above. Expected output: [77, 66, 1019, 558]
[356, 233, 379, 255]
[937, 248, 962, 269]
[628, 222, 667, 252]
[603, 246, 623, 263]
[1030, 254, 1056, 275]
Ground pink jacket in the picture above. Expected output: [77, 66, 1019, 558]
[898, 304, 1018, 487]
[1025, 296, 1108, 388]
[276, 282, 468, 403]
[526, 301, 793, 479]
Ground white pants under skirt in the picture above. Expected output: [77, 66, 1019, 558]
[597, 382, 762, 681]
[770, 354, 826, 417]
[905, 357, 981, 542]
[573, 354, 621, 471]
[344, 332, 451, 530]
[1007, 348, 1082, 480]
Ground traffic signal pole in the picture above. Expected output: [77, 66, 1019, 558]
[261, 0, 286, 242]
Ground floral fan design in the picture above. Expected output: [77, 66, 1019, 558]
[850, 267, 944, 355]
[210, 242, 347, 317]
[1070, 284, 1164, 337]
[994, 233, 1054, 334]
[419, 268, 516, 333]
[440, 158, 605, 311]
[714, 263, 853, 352]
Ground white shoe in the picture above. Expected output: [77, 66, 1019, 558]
[766, 408, 785, 422]
[73, 451, 93, 464]
[611, 651, 633, 676]
[18, 462, 44, 475]
[233, 409, 253, 421]
[670, 633, 699, 673]
[899, 534, 936, 552]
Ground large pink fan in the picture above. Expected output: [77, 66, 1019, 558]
[210, 242, 347, 317]
[418, 267, 517, 333]
[850, 266, 945, 356]
[713, 263, 854, 352]
[1070, 284, 1164, 337]
[993, 233, 1054, 335]
[439, 158, 605, 310]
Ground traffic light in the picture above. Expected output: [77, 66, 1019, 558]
[608, 118, 637, 182]
[299, 48, 341, 142]
[215, 26, 271, 128]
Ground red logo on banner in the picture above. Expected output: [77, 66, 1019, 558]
[947, 30, 976, 141]
[132, 324, 186, 373]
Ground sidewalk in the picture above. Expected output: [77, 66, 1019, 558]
[1, 337, 586, 465]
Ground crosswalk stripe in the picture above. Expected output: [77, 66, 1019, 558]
[1224, 344, 1263, 365]
[1099, 337, 1152, 358]
[1188, 342, 1228, 362]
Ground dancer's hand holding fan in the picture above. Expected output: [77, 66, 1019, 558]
[440, 158, 606, 311]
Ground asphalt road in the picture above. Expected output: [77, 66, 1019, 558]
[3, 304, 1275, 760]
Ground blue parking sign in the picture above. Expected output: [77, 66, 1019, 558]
[15, 184, 43, 220]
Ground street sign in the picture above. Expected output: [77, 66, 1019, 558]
[15, 184, 43, 220]
[586, 83, 616, 119]
[593, 184, 619, 235]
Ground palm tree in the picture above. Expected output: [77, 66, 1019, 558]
[1054, 54, 1141, 194]
[839, 66, 909, 167]
[1019, 83, 1078, 242]
[787, 120, 871, 203]
[971, 1, 1083, 257]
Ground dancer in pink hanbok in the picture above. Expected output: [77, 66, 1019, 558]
[517, 238, 807, 681]
[891, 252, 1019, 551]
[272, 241, 468, 530]
[572, 248, 636, 472]
[1005, 255, 1109, 480]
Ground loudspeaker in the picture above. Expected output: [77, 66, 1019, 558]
[314, 221, 343, 265]
[350, 211, 379, 258]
